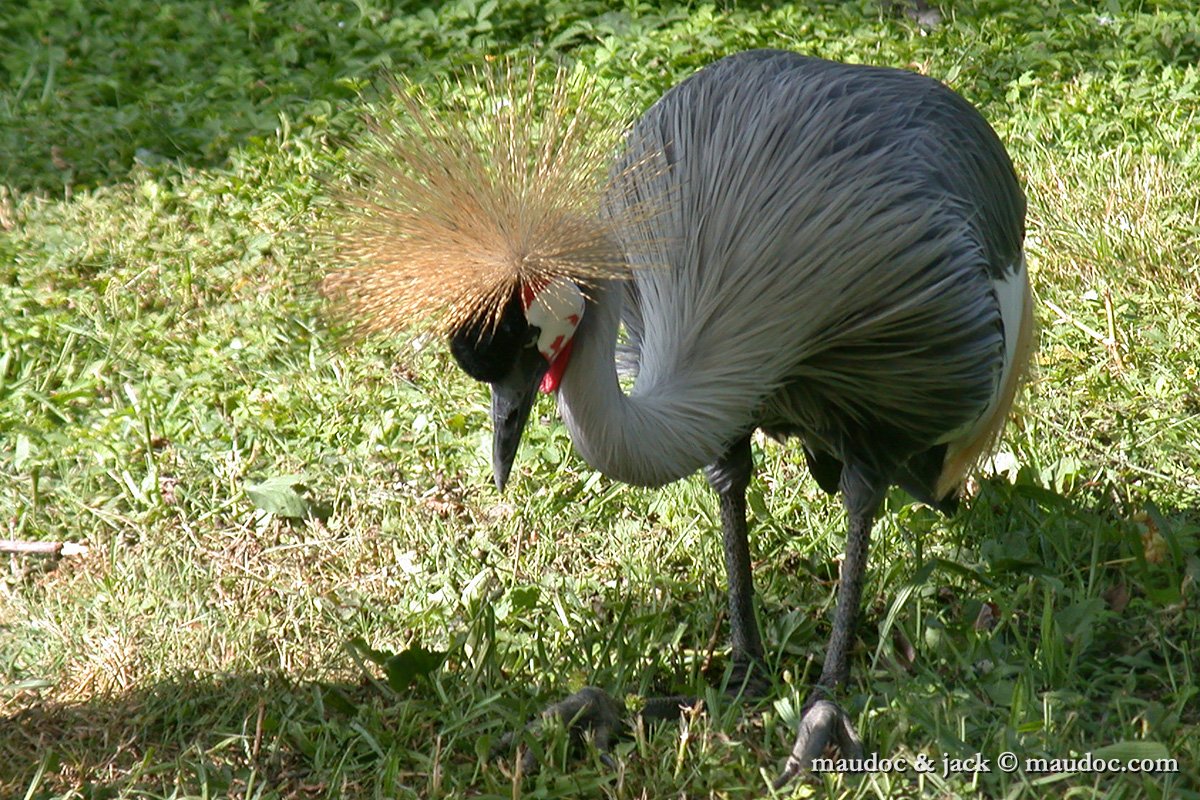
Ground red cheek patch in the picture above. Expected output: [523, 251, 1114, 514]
[540, 338, 574, 394]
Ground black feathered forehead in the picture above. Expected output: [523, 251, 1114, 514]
[448, 289, 531, 383]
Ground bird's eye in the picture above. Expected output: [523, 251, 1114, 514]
[524, 326, 541, 348]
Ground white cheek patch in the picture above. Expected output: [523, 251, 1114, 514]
[522, 278, 585, 363]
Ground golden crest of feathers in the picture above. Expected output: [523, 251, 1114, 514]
[321, 61, 654, 336]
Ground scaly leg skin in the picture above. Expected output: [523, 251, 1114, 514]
[773, 464, 885, 789]
[495, 437, 770, 773]
[705, 435, 772, 699]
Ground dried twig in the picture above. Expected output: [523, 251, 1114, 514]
[0, 540, 88, 557]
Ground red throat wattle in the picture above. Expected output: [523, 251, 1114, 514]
[540, 338, 574, 394]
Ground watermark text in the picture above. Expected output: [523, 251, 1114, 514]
[810, 751, 1179, 777]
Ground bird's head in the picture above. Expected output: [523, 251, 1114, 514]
[450, 278, 586, 491]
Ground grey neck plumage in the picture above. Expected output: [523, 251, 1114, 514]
[556, 281, 737, 488]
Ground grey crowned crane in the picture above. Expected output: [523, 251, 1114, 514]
[324, 49, 1034, 786]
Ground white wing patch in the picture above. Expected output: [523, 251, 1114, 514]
[938, 252, 1028, 444]
[992, 252, 1028, 408]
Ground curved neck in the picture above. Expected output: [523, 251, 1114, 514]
[556, 282, 734, 487]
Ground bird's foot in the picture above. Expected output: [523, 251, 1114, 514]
[492, 686, 625, 774]
[492, 658, 771, 774]
[772, 696, 863, 789]
[494, 687, 710, 773]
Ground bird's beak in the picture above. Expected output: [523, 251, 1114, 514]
[490, 346, 549, 492]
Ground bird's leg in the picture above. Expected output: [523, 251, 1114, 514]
[773, 464, 885, 789]
[703, 435, 769, 697]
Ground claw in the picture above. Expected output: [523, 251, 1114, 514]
[493, 686, 625, 773]
[772, 699, 863, 789]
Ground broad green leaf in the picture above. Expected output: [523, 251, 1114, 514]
[245, 474, 310, 518]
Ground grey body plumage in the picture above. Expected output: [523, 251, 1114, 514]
[565, 50, 1025, 495]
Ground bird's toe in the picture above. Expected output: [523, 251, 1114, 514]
[772, 698, 863, 789]
[493, 686, 625, 774]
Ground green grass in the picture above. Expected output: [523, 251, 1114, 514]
[2, 0, 1198, 798]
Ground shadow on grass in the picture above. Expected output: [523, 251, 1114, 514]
[2, 671, 402, 798]
[14, 1, 1200, 197]
[4, 3, 355, 193]
[0, 1, 610, 195]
